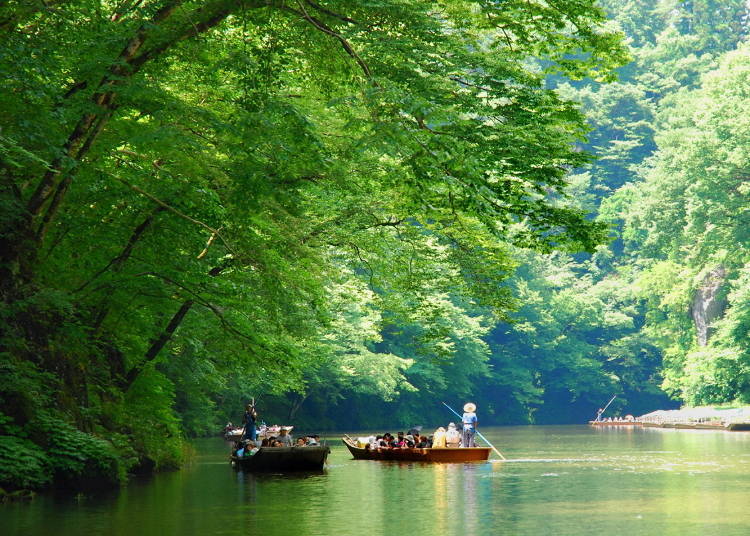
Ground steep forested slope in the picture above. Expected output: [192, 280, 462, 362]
[0, 0, 625, 489]
[283, 0, 750, 428]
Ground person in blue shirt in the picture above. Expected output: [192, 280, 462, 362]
[462, 402, 478, 447]
[242, 402, 257, 442]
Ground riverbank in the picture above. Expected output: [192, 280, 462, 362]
[638, 405, 750, 428]
[590, 405, 750, 431]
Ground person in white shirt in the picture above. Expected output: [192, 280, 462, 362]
[445, 422, 461, 447]
[462, 402, 478, 447]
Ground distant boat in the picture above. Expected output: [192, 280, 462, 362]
[725, 422, 750, 431]
[223, 424, 294, 441]
[342, 438, 491, 463]
[231, 445, 330, 472]
[589, 420, 642, 427]
[223, 427, 244, 441]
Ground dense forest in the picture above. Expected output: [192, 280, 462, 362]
[1, 0, 749, 491]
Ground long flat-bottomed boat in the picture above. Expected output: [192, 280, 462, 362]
[726, 422, 750, 431]
[589, 420, 642, 427]
[231, 445, 330, 472]
[342, 438, 491, 463]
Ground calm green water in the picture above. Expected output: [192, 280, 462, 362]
[3, 426, 750, 536]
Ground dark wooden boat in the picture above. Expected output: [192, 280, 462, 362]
[231, 446, 330, 472]
[727, 422, 750, 431]
[343, 438, 491, 463]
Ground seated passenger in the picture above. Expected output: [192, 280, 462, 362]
[416, 435, 430, 448]
[307, 435, 320, 446]
[243, 441, 258, 456]
[295, 437, 307, 447]
[432, 427, 447, 448]
[445, 423, 461, 447]
[261, 438, 270, 447]
[404, 434, 415, 448]
[272, 440, 284, 447]
[278, 428, 293, 447]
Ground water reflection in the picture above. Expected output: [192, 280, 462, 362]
[2, 428, 750, 536]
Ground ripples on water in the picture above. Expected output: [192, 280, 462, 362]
[2, 426, 750, 536]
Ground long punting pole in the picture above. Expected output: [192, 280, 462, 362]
[596, 395, 617, 421]
[442, 402, 506, 460]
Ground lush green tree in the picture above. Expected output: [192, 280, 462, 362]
[607, 44, 750, 404]
[0, 0, 628, 489]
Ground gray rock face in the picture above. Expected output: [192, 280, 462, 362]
[691, 266, 727, 346]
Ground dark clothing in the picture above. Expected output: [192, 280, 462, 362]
[242, 410, 257, 441]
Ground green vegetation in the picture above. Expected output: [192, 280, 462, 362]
[1, 0, 749, 492]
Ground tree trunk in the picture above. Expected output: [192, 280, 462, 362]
[84, 206, 165, 331]
[288, 393, 308, 421]
[123, 299, 195, 388]
[121, 261, 230, 389]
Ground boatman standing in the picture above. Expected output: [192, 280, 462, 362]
[462, 402, 478, 447]
[242, 401, 258, 442]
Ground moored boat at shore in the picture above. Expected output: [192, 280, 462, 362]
[231, 445, 330, 472]
[224, 426, 244, 441]
[223, 424, 294, 441]
[630, 407, 750, 431]
[726, 422, 750, 431]
[342, 438, 491, 462]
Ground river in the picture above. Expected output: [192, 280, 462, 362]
[3, 425, 750, 535]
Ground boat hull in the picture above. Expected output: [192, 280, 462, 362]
[343, 438, 491, 462]
[727, 422, 750, 431]
[231, 446, 330, 472]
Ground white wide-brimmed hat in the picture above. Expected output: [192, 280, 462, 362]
[463, 402, 477, 412]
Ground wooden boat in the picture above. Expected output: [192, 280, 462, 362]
[727, 422, 750, 431]
[638, 421, 731, 430]
[693, 422, 728, 430]
[224, 427, 244, 441]
[671, 422, 726, 430]
[231, 446, 330, 472]
[589, 420, 642, 427]
[342, 438, 491, 463]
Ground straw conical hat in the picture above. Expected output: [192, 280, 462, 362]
[463, 402, 476, 412]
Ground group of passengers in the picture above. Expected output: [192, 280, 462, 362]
[370, 430, 432, 449]
[366, 421, 467, 450]
[363, 403, 480, 450]
[233, 429, 321, 457]
[597, 415, 635, 423]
